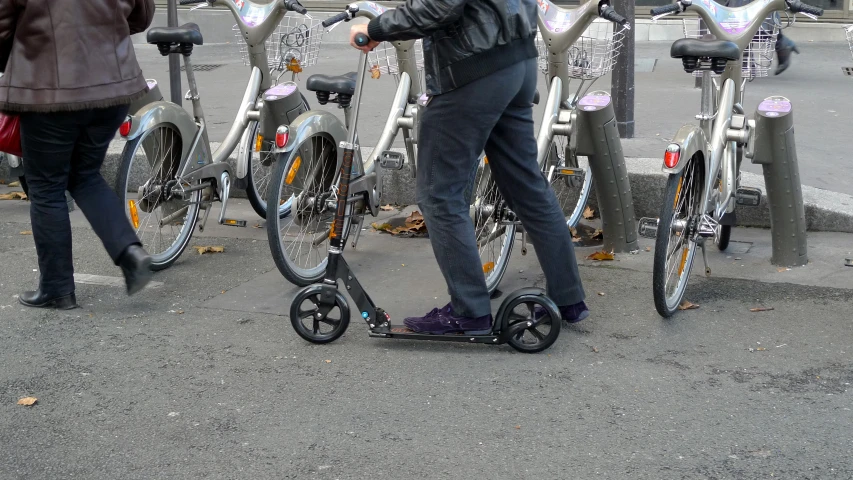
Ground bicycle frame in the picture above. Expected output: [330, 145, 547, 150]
[535, 0, 621, 170]
[276, 1, 423, 220]
[657, 0, 794, 220]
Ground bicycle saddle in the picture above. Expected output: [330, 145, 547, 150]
[306, 72, 357, 96]
[670, 38, 739, 61]
[147, 23, 204, 46]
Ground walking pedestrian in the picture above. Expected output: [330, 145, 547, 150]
[349, 0, 588, 334]
[0, 0, 156, 310]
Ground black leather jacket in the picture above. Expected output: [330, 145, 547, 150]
[367, 0, 539, 95]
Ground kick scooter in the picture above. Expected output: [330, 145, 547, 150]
[287, 33, 564, 354]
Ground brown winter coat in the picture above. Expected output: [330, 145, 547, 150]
[0, 0, 155, 113]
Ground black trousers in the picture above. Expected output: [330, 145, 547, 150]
[20, 106, 140, 296]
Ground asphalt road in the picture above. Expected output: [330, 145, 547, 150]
[1, 196, 852, 479]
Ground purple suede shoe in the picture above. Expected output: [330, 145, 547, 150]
[404, 303, 493, 335]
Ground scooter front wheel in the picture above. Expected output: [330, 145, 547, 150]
[290, 285, 351, 344]
[498, 289, 562, 354]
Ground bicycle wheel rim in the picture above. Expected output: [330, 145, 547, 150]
[470, 159, 516, 294]
[121, 125, 200, 267]
[546, 136, 594, 228]
[271, 133, 339, 281]
[661, 158, 703, 312]
[245, 121, 283, 217]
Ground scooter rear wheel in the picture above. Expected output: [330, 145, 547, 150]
[290, 285, 351, 344]
[500, 292, 562, 354]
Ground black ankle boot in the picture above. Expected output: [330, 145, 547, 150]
[19, 290, 78, 310]
[119, 245, 153, 295]
[775, 34, 798, 75]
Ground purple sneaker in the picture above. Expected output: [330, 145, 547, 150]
[535, 301, 590, 324]
[404, 303, 493, 335]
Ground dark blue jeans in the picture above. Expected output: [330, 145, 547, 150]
[20, 106, 140, 296]
[417, 58, 585, 318]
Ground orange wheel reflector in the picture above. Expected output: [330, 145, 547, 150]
[483, 262, 495, 274]
[673, 177, 683, 209]
[255, 134, 263, 152]
[678, 247, 689, 276]
[128, 200, 140, 229]
[285, 156, 302, 185]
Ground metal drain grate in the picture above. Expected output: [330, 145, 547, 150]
[179, 64, 224, 72]
[843, 66, 853, 76]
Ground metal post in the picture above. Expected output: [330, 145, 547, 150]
[575, 91, 639, 253]
[167, 0, 182, 105]
[749, 96, 807, 267]
[610, 0, 635, 138]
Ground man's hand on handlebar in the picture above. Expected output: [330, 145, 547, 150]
[350, 24, 380, 53]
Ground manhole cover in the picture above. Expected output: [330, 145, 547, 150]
[843, 66, 853, 76]
[179, 64, 224, 72]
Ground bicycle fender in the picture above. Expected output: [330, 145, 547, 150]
[662, 125, 707, 175]
[274, 110, 348, 173]
[123, 101, 198, 159]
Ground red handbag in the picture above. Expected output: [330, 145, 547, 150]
[0, 112, 22, 157]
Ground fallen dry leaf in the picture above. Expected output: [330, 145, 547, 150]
[193, 246, 225, 255]
[324, 359, 332, 364]
[587, 250, 615, 261]
[678, 300, 700, 310]
[597, 292, 606, 296]
[17, 397, 37, 406]
[0, 191, 27, 200]
[0, 179, 5, 184]
[645, 246, 652, 252]
[371, 222, 392, 232]
[591, 229, 604, 241]
[583, 206, 595, 220]
[20, 231, 32, 235]
[380, 204, 395, 211]
[8, 180, 20, 187]
[776, 267, 789, 273]
[749, 307, 774, 312]
[756, 347, 767, 351]
[514, 425, 521, 430]
[253, 224, 262, 229]
[592, 346, 599, 353]
[370, 64, 381, 79]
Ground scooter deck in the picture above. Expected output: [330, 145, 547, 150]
[368, 324, 502, 344]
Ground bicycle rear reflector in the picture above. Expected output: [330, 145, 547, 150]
[120, 117, 132, 137]
[664, 144, 680, 169]
[275, 125, 290, 149]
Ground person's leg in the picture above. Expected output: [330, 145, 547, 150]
[68, 105, 152, 294]
[404, 63, 523, 332]
[774, 30, 798, 75]
[482, 59, 587, 318]
[19, 112, 86, 308]
[67, 105, 139, 262]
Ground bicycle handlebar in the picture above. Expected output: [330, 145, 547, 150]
[650, 3, 681, 16]
[599, 4, 629, 27]
[322, 11, 351, 28]
[354, 32, 370, 46]
[284, 0, 308, 15]
[786, 0, 824, 16]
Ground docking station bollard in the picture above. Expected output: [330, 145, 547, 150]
[749, 96, 808, 267]
[574, 91, 639, 253]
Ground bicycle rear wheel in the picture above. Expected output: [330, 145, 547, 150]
[545, 136, 594, 228]
[243, 94, 310, 219]
[266, 132, 340, 286]
[469, 156, 516, 295]
[116, 125, 200, 271]
[652, 154, 705, 317]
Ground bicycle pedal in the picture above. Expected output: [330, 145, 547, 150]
[221, 219, 247, 227]
[379, 151, 404, 170]
[638, 217, 659, 239]
[736, 187, 762, 207]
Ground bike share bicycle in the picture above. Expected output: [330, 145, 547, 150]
[116, 0, 318, 270]
[640, 0, 822, 317]
[471, 0, 638, 294]
[280, 17, 564, 353]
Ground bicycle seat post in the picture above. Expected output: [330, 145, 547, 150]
[179, 45, 206, 122]
[343, 51, 370, 148]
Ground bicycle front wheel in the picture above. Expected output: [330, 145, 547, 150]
[116, 125, 201, 271]
[545, 136, 594, 228]
[652, 154, 705, 317]
[266, 132, 340, 286]
[469, 156, 516, 295]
